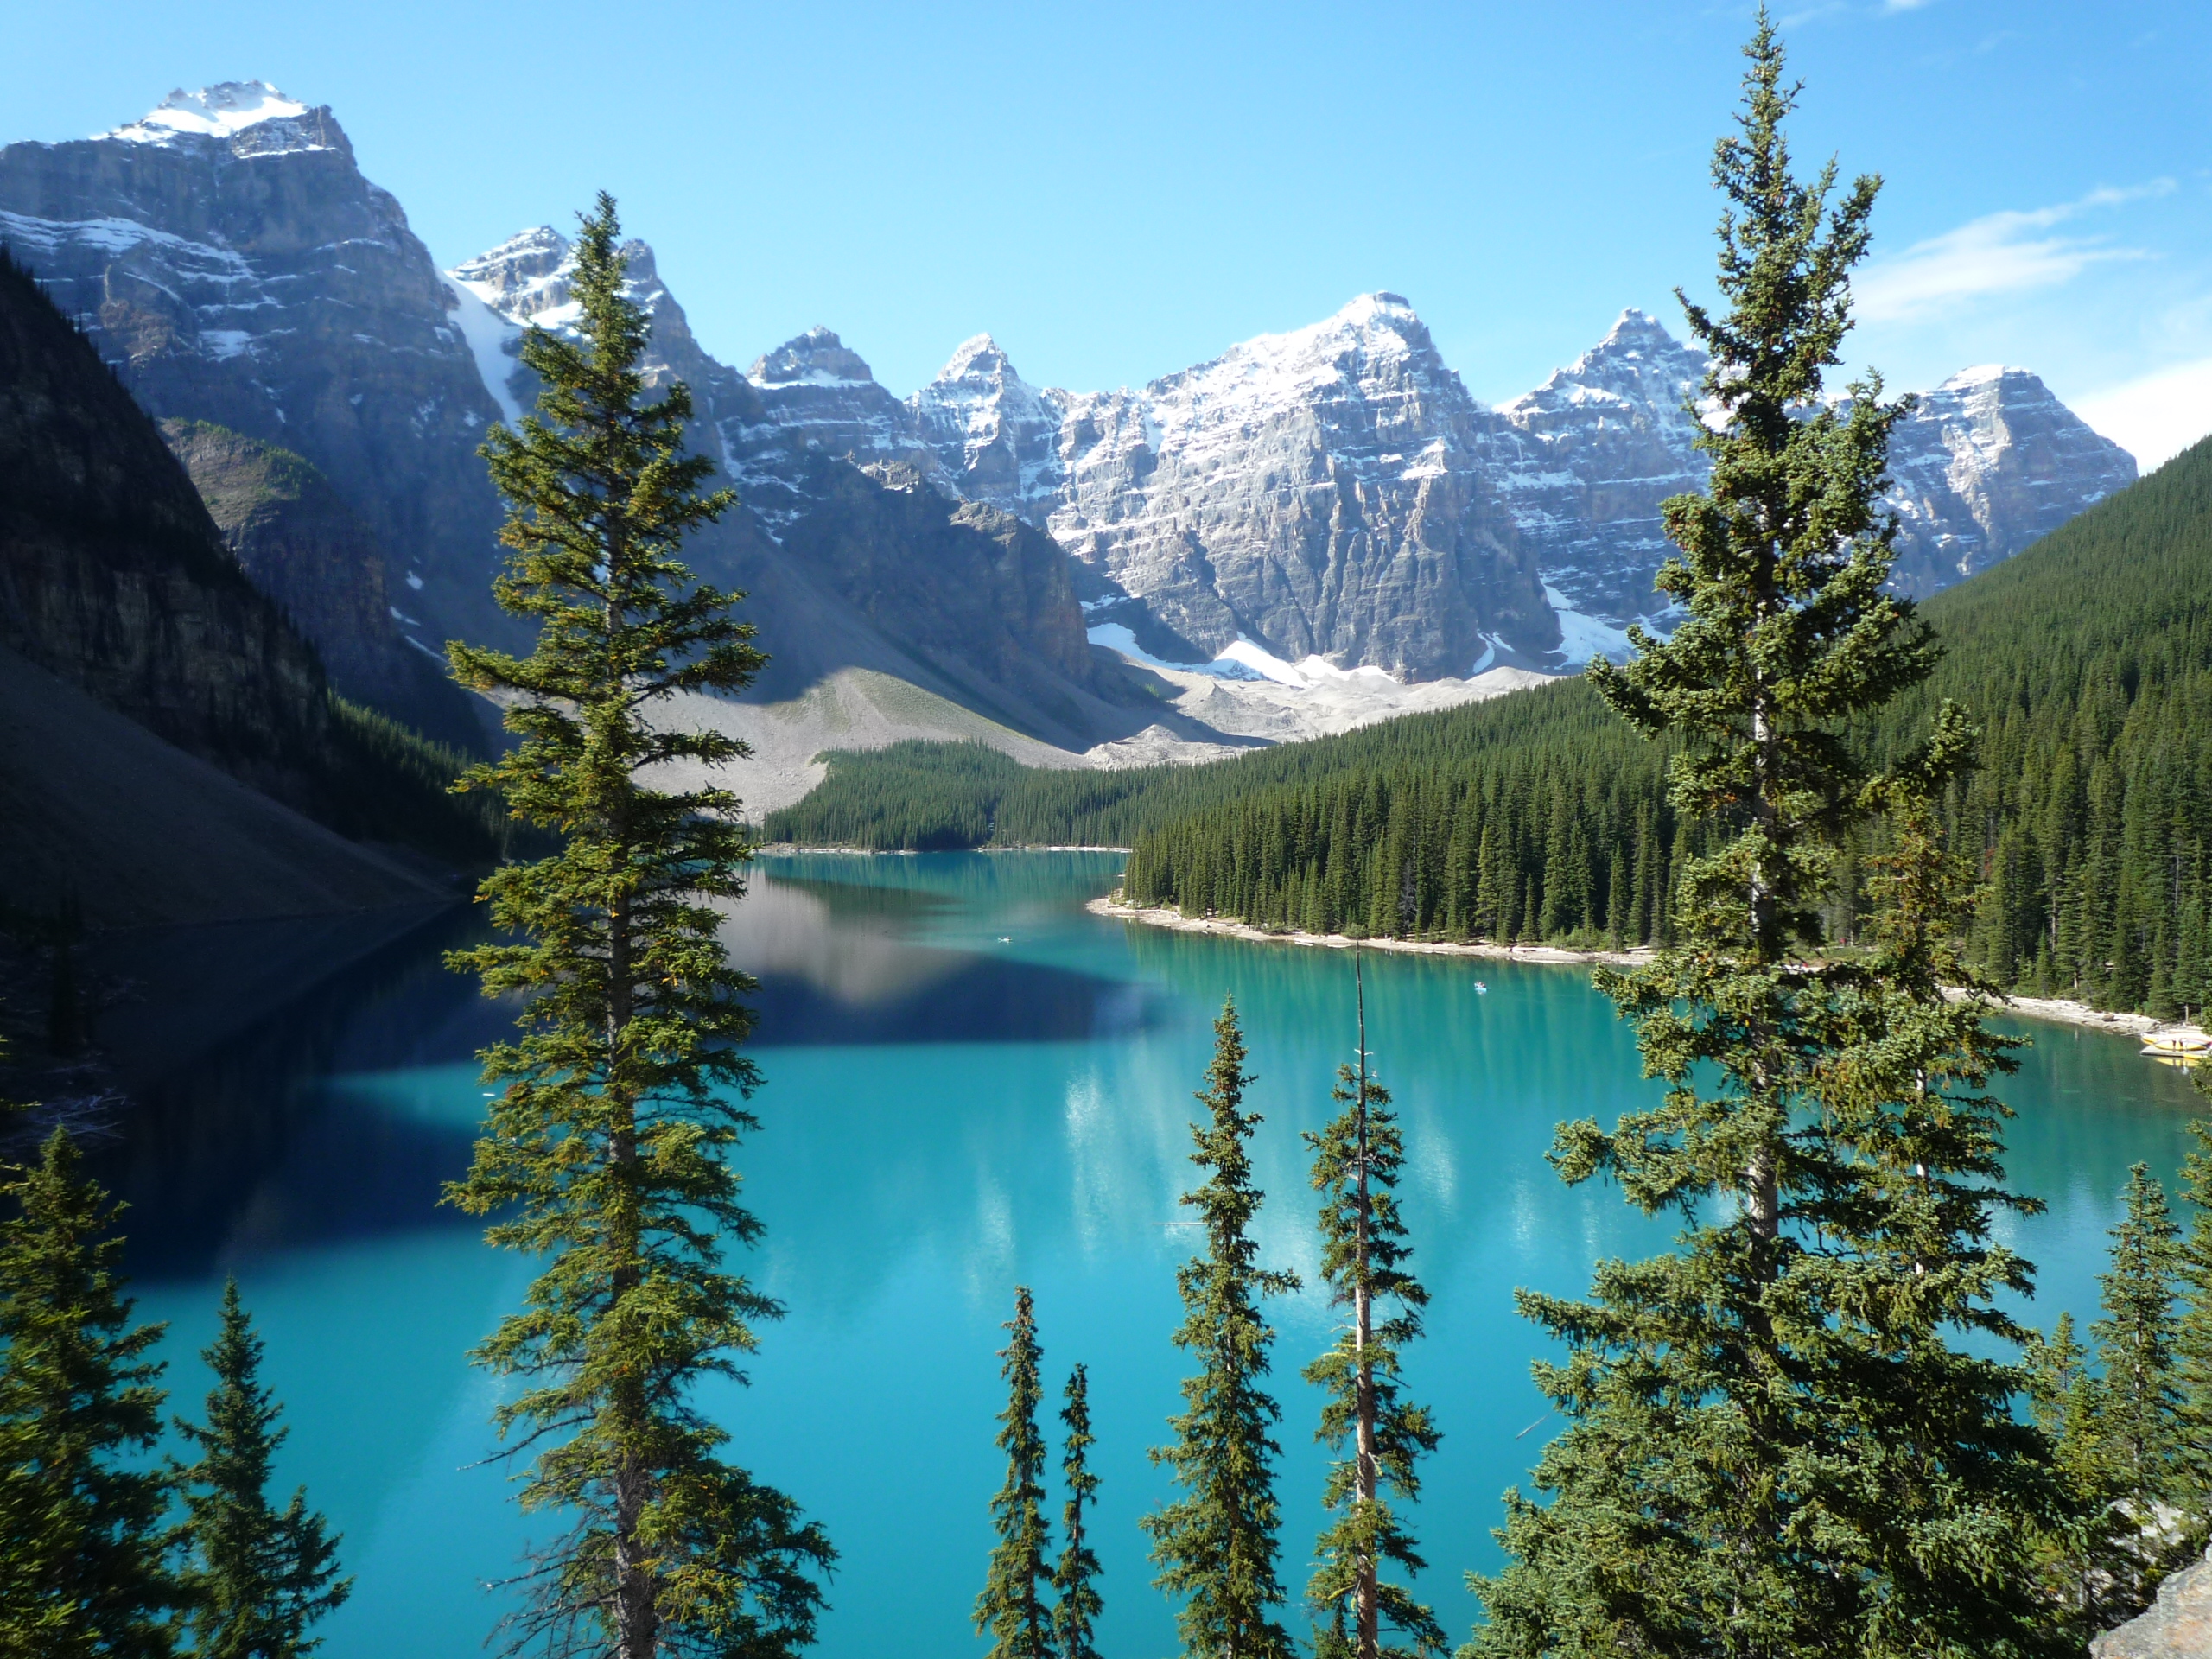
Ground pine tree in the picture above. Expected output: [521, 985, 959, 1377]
[0, 1128, 176, 1658]
[2178, 1097, 2212, 1523]
[1144, 998, 1300, 1659]
[2023, 1313, 2114, 1636]
[1051, 1366, 1103, 1659]
[443, 194, 830, 1659]
[1303, 963, 1442, 1659]
[1474, 16, 2066, 1656]
[976, 1287, 1054, 1659]
[2090, 1165, 2183, 1529]
[172, 1281, 350, 1658]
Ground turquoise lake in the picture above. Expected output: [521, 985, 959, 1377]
[96, 851, 2209, 1657]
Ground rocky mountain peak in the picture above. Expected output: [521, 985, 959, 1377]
[449, 226, 570, 307]
[929, 333, 1014, 385]
[103, 81, 340, 156]
[1885, 360, 2135, 591]
[909, 334, 1064, 518]
[1184, 291, 1438, 393]
[749, 327, 874, 387]
[1499, 308, 1708, 428]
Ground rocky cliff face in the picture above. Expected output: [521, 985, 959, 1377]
[160, 420, 483, 747]
[1484, 310, 2135, 649]
[1046, 295, 1552, 677]
[6, 81, 2133, 717]
[1884, 364, 2139, 593]
[0, 247, 329, 778]
[449, 227, 1107, 728]
[0, 82, 514, 667]
[1486, 310, 1712, 636]
[910, 334, 1068, 522]
[2091, 1545, 2211, 1659]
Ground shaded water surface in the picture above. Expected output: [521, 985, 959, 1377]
[99, 853, 2204, 1657]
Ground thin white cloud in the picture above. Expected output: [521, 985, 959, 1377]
[2076, 358, 2212, 472]
[1884, 0, 1939, 10]
[1854, 181, 2173, 324]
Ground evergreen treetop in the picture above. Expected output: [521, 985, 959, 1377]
[1303, 966, 1442, 1659]
[1052, 1365, 1103, 1659]
[0, 1127, 176, 1659]
[443, 193, 830, 1659]
[1474, 16, 2067, 1656]
[975, 1286, 1053, 1659]
[2091, 1164, 2184, 1519]
[1144, 998, 1300, 1659]
[172, 1280, 351, 1659]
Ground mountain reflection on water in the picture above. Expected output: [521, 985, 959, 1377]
[83, 852, 2209, 1659]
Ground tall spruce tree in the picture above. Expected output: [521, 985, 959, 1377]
[0, 1128, 176, 1658]
[976, 1287, 1053, 1659]
[1145, 998, 1300, 1659]
[2023, 1313, 2115, 1639]
[1052, 1366, 1103, 1659]
[444, 194, 830, 1659]
[2177, 1090, 2212, 1525]
[172, 1281, 350, 1658]
[1303, 963, 1442, 1659]
[2090, 1166, 2183, 1523]
[1473, 16, 2065, 1656]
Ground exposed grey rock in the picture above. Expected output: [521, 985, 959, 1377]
[1885, 364, 2139, 594]
[0, 82, 515, 671]
[909, 334, 1067, 521]
[450, 228, 1118, 744]
[1046, 294, 1555, 679]
[1487, 309, 1711, 632]
[161, 419, 483, 748]
[2092, 1545, 2212, 1659]
[1484, 309, 2137, 647]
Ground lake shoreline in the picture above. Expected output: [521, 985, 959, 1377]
[759, 843, 1133, 856]
[1087, 895, 2195, 1044]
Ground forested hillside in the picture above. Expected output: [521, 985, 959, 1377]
[768, 433, 2212, 1014]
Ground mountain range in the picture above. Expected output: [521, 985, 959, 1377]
[0, 81, 2142, 797]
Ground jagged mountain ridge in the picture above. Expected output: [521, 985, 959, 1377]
[0, 82, 516, 672]
[0, 87, 1141, 760]
[0, 77, 2138, 740]
[457, 219, 2130, 679]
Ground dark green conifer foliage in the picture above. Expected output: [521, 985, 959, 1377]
[2177, 1098, 2212, 1522]
[1471, 17, 2066, 1656]
[2090, 1166, 2183, 1529]
[0, 1128, 175, 1657]
[1145, 999, 1300, 1659]
[1052, 1365, 1103, 1659]
[976, 1287, 1054, 1659]
[1303, 963, 1443, 1659]
[172, 1281, 350, 1658]
[2023, 1312, 2114, 1637]
[443, 194, 830, 1659]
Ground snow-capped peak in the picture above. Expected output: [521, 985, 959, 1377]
[931, 334, 1014, 384]
[105, 81, 314, 145]
[451, 226, 569, 287]
[749, 328, 876, 388]
[1940, 364, 2030, 391]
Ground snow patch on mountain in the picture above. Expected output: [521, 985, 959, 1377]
[1543, 586, 1638, 667]
[104, 82, 334, 154]
[437, 272, 524, 426]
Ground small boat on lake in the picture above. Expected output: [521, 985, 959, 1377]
[2140, 1027, 2212, 1060]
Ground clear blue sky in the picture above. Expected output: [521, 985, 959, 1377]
[9, 1, 2211, 461]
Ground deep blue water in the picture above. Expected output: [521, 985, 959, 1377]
[95, 852, 2206, 1656]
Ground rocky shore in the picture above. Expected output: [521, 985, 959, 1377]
[1088, 896, 2204, 1045]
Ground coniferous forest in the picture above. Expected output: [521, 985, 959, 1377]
[12, 13, 2212, 1659]
[767, 429, 2212, 1015]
